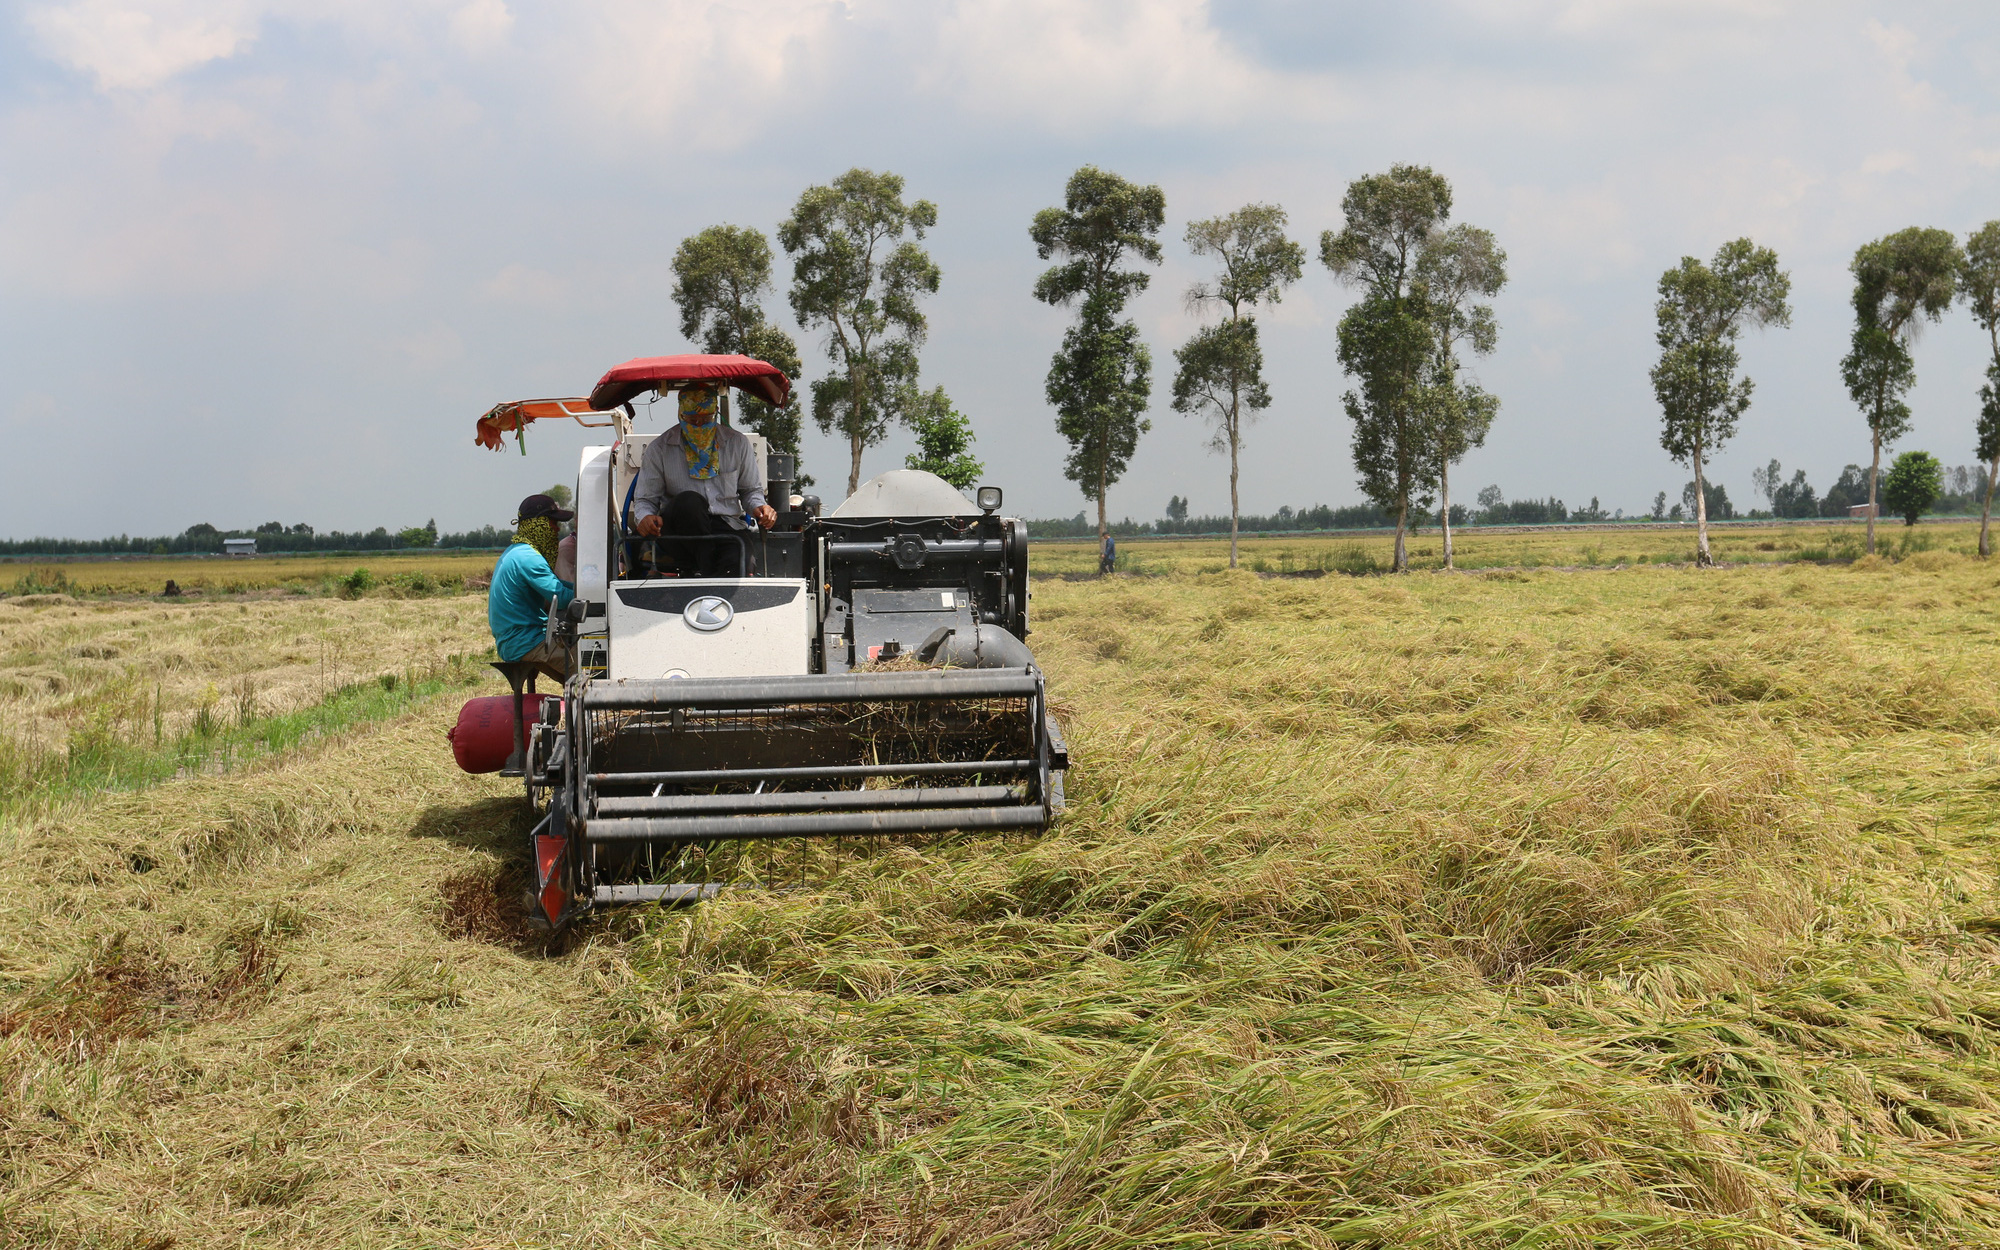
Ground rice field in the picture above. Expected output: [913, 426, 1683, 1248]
[4, 519, 1982, 598]
[3, 550, 2000, 1247]
[0, 595, 495, 819]
[1033, 518, 1985, 576]
[2, 552, 500, 597]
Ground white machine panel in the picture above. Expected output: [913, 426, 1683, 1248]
[608, 578, 810, 680]
[576, 444, 611, 602]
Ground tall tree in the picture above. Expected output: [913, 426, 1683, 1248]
[778, 169, 940, 497]
[1322, 164, 1454, 572]
[1751, 458, 1782, 507]
[1031, 167, 1166, 544]
[1961, 221, 2000, 556]
[1649, 238, 1792, 567]
[670, 224, 810, 483]
[1841, 226, 1962, 554]
[1172, 205, 1305, 567]
[1821, 464, 1871, 516]
[900, 385, 985, 490]
[1771, 470, 1818, 519]
[1412, 223, 1506, 570]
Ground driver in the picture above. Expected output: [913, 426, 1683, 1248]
[630, 383, 777, 574]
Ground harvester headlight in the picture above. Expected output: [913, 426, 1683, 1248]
[976, 486, 1002, 513]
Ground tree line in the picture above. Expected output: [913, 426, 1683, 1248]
[667, 170, 982, 497]
[1729, 457, 1991, 525]
[683, 164, 2000, 576]
[0, 518, 512, 557]
[18, 171, 1998, 565]
[1027, 164, 1505, 572]
[1656, 224, 2000, 565]
[659, 164, 1506, 572]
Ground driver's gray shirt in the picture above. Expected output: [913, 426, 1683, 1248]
[630, 425, 766, 531]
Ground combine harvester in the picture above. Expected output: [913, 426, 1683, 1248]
[458, 354, 1065, 929]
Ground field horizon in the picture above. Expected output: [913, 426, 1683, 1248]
[2, 518, 1989, 600]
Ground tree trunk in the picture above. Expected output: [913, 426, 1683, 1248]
[1982, 455, 1998, 558]
[1693, 442, 1713, 567]
[846, 355, 867, 498]
[1867, 431, 1881, 556]
[1228, 417, 1240, 570]
[1440, 461, 1454, 571]
[1988, 323, 2000, 559]
[1393, 494, 1408, 573]
[1097, 461, 1109, 547]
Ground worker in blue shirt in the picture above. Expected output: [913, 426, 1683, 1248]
[489, 493, 577, 683]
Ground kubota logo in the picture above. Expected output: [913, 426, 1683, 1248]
[683, 595, 733, 632]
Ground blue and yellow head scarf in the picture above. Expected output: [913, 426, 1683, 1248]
[678, 385, 720, 480]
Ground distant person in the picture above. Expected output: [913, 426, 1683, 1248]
[1099, 532, 1116, 575]
[631, 383, 776, 575]
[489, 493, 576, 683]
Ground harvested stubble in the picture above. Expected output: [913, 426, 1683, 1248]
[5, 557, 2000, 1247]
[0, 595, 494, 819]
[1035, 518, 1985, 576]
[3, 552, 500, 598]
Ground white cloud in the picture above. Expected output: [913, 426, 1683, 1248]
[26, 0, 266, 90]
[920, 0, 1331, 131]
[480, 263, 567, 304]
[449, 0, 512, 53]
[551, 0, 844, 147]
[395, 323, 466, 369]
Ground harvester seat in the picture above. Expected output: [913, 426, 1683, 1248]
[621, 531, 753, 579]
[489, 660, 539, 777]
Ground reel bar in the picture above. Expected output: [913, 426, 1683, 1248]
[825, 538, 1005, 563]
[582, 668, 1040, 709]
[586, 804, 1047, 843]
[589, 758, 1036, 786]
[594, 784, 1021, 816]
[593, 883, 724, 904]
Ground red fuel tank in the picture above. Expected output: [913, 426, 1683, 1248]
[448, 694, 548, 774]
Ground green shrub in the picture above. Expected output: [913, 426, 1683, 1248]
[1327, 544, 1381, 576]
[9, 567, 75, 596]
[384, 570, 444, 597]
[1883, 450, 1943, 526]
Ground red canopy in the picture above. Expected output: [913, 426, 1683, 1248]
[588, 354, 791, 411]
[474, 354, 794, 452]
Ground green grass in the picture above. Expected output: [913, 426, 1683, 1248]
[0, 652, 491, 823]
[3, 557, 1999, 1246]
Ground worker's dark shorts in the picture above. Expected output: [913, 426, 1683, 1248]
[515, 637, 570, 686]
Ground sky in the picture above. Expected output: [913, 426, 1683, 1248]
[2, 0, 1998, 539]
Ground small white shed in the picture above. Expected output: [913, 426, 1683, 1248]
[223, 538, 257, 557]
